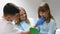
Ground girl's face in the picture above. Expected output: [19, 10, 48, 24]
[39, 11, 49, 19]
[19, 9, 26, 20]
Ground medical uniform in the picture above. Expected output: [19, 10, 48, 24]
[37, 19, 56, 34]
[0, 18, 20, 34]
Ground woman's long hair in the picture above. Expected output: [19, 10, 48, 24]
[38, 2, 54, 23]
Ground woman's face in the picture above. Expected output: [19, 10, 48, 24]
[19, 9, 26, 20]
[39, 11, 49, 19]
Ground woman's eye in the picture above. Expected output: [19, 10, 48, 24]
[20, 14, 23, 16]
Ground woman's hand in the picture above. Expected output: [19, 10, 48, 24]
[36, 16, 45, 26]
[20, 30, 30, 34]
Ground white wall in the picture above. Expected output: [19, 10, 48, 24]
[43, 0, 60, 29]
[0, 0, 20, 18]
[0, 0, 43, 21]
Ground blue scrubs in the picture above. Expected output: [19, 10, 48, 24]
[36, 19, 56, 34]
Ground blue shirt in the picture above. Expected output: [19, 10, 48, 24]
[36, 19, 56, 34]
[15, 18, 35, 31]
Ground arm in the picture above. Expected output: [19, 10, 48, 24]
[20, 30, 30, 34]
[32, 16, 45, 28]
[18, 16, 45, 34]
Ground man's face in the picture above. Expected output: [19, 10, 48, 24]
[12, 13, 19, 20]
[9, 13, 19, 21]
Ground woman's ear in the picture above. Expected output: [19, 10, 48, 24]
[14, 14, 19, 20]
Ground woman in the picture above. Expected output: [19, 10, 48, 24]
[14, 7, 35, 34]
[37, 2, 56, 34]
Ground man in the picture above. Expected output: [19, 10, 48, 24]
[0, 3, 20, 34]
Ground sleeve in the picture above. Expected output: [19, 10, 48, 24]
[36, 26, 40, 32]
[7, 22, 24, 34]
[48, 21, 56, 34]
[12, 20, 24, 31]
[14, 25, 23, 32]
[9, 25, 24, 34]
[0, 18, 21, 34]
[12, 27, 21, 34]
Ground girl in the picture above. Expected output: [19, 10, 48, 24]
[14, 7, 35, 34]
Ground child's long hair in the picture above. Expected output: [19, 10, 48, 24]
[15, 7, 30, 25]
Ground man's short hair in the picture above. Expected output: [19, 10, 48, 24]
[3, 3, 19, 16]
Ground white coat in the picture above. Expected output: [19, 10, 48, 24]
[0, 18, 20, 34]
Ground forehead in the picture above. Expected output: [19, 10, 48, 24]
[20, 10, 25, 13]
[39, 11, 48, 14]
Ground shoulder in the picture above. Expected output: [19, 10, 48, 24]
[48, 19, 56, 29]
[28, 18, 34, 21]
[28, 18, 35, 22]
[49, 19, 56, 25]
[28, 18, 35, 25]
[50, 19, 55, 23]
